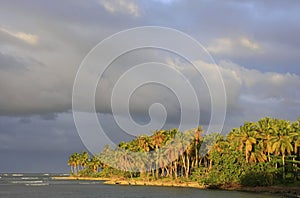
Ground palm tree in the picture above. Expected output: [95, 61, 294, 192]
[137, 136, 151, 152]
[163, 138, 178, 179]
[68, 152, 80, 175]
[151, 130, 165, 149]
[291, 120, 300, 156]
[151, 130, 165, 178]
[194, 126, 203, 167]
[207, 134, 228, 169]
[269, 120, 293, 180]
[256, 117, 275, 162]
[67, 117, 300, 183]
[80, 151, 90, 170]
[235, 122, 258, 163]
[248, 143, 267, 163]
[67, 155, 75, 174]
[89, 156, 101, 173]
[290, 120, 300, 181]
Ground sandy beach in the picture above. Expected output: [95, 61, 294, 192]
[51, 176, 110, 181]
[51, 176, 300, 197]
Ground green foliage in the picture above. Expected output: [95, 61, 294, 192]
[67, 117, 300, 187]
[240, 171, 273, 187]
[190, 167, 208, 182]
[205, 149, 247, 185]
[98, 167, 131, 178]
[240, 163, 276, 186]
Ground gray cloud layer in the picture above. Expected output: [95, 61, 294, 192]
[0, 0, 299, 172]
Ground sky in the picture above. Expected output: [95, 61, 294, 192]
[0, 0, 300, 173]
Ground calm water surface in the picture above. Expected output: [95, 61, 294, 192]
[0, 174, 280, 198]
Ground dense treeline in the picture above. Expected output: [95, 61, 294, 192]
[68, 117, 300, 186]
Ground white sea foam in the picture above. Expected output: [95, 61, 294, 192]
[11, 180, 43, 184]
[12, 174, 23, 177]
[25, 183, 49, 186]
[79, 182, 99, 185]
[21, 177, 39, 180]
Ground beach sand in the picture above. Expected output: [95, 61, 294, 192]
[52, 176, 300, 197]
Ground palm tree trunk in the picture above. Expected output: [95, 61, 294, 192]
[209, 159, 213, 170]
[174, 161, 178, 180]
[75, 165, 78, 175]
[282, 155, 286, 181]
[165, 167, 169, 177]
[191, 160, 195, 170]
[293, 157, 297, 182]
[186, 155, 190, 178]
[199, 157, 203, 167]
[151, 168, 155, 179]
[169, 166, 173, 179]
[195, 143, 199, 167]
[182, 154, 187, 177]
[155, 147, 159, 179]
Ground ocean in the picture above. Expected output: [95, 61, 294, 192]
[0, 173, 279, 198]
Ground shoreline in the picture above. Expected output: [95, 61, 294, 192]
[51, 176, 110, 181]
[237, 186, 300, 198]
[104, 179, 204, 188]
[51, 176, 204, 188]
[52, 176, 300, 197]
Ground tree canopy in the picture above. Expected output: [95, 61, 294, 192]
[68, 116, 300, 187]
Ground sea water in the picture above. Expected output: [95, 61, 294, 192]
[0, 173, 279, 198]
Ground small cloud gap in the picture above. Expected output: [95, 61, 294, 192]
[0, 27, 39, 45]
[98, 0, 140, 17]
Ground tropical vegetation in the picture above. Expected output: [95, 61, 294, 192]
[68, 117, 300, 187]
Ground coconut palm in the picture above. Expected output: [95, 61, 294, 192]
[137, 136, 151, 152]
[68, 152, 80, 175]
[235, 122, 258, 163]
[67, 155, 75, 174]
[269, 120, 293, 180]
[291, 121, 300, 156]
[151, 130, 165, 178]
[89, 155, 101, 173]
[256, 117, 276, 162]
[194, 126, 203, 167]
[80, 151, 90, 170]
[248, 143, 267, 163]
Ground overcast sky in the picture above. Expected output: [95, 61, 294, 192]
[0, 0, 300, 173]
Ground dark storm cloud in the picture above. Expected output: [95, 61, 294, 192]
[39, 113, 58, 121]
[0, 52, 28, 72]
[0, 0, 299, 115]
[0, 114, 79, 151]
[18, 117, 31, 124]
[0, 113, 85, 172]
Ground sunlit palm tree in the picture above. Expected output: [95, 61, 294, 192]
[256, 117, 275, 162]
[269, 120, 293, 180]
[235, 122, 258, 163]
[89, 155, 101, 173]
